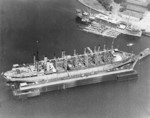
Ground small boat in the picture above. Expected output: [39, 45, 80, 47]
[127, 43, 134, 47]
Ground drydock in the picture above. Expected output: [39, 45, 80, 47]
[3, 46, 150, 98]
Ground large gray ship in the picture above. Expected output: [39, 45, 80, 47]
[3, 45, 150, 98]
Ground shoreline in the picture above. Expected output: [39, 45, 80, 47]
[77, 0, 150, 34]
[77, 0, 109, 15]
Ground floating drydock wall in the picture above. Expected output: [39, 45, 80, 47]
[14, 69, 137, 98]
[117, 70, 138, 81]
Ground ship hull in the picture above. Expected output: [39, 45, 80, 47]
[81, 26, 120, 38]
[3, 47, 150, 99]
[13, 69, 137, 98]
[76, 16, 91, 25]
[115, 28, 142, 37]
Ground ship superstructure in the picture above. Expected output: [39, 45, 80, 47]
[3, 46, 150, 98]
[4, 47, 134, 82]
[76, 9, 95, 24]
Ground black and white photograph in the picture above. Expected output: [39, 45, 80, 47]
[0, 0, 150, 118]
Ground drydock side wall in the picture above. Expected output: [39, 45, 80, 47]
[15, 69, 138, 98]
[40, 70, 137, 93]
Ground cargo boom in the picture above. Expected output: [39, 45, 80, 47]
[3, 46, 150, 98]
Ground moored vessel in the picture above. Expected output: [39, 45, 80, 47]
[76, 9, 142, 37]
[76, 9, 95, 24]
[2, 45, 150, 98]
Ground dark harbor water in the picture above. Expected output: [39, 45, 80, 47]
[0, 0, 150, 118]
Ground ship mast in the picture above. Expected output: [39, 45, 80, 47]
[36, 40, 39, 61]
[34, 40, 39, 72]
[111, 38, 115, 50]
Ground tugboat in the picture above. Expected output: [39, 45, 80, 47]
[2, 43, 150, 98]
